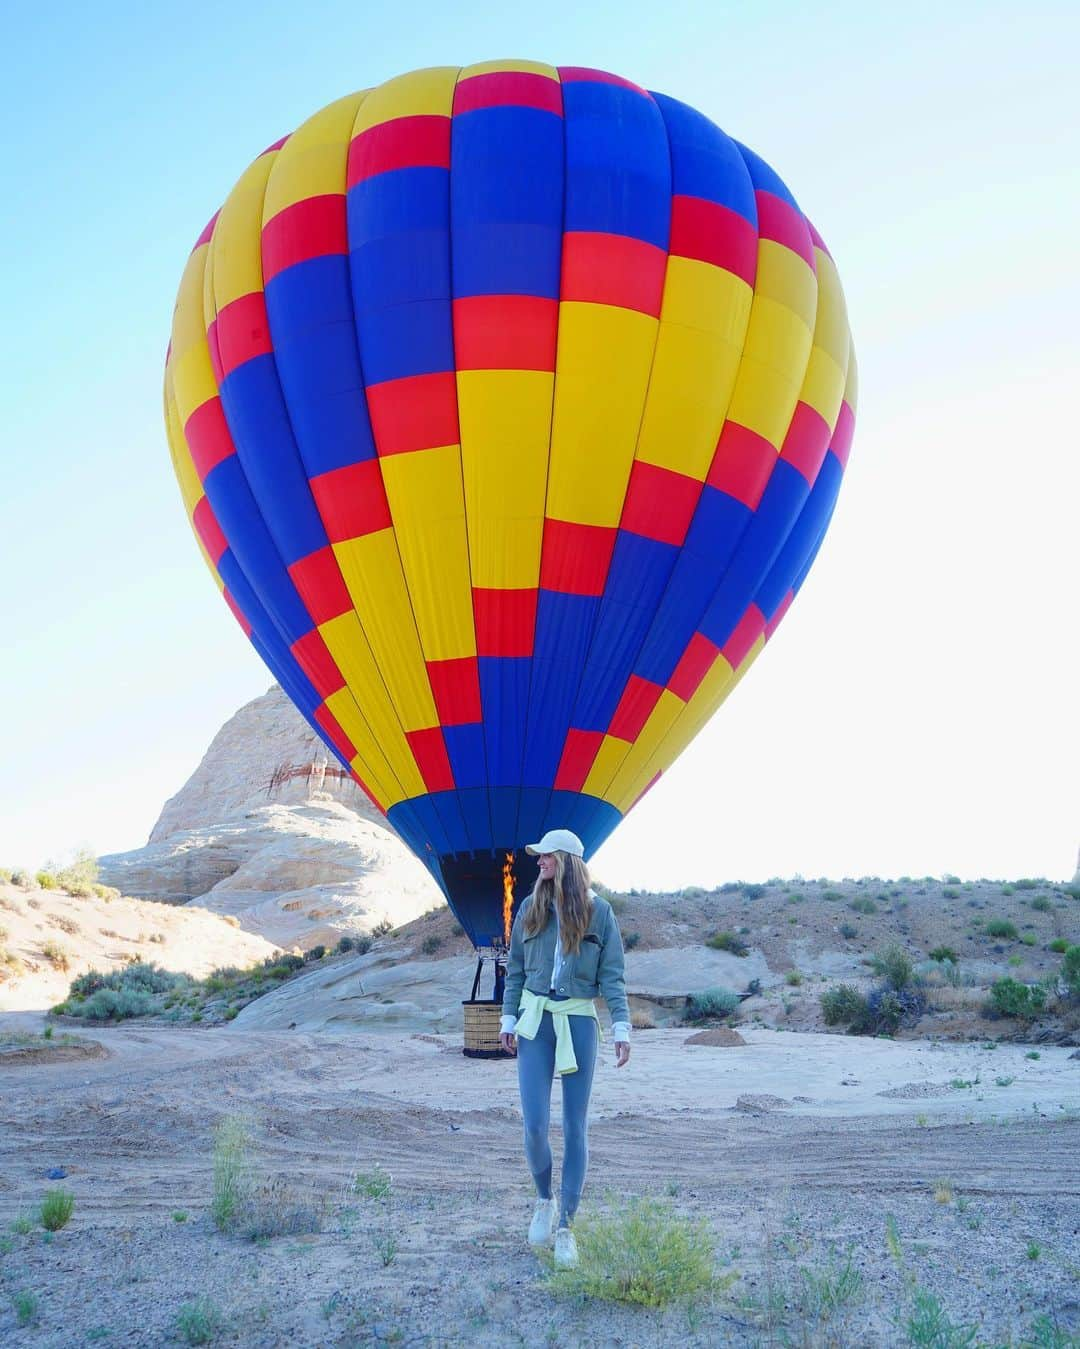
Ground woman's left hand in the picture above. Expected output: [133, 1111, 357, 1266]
[614, 1040, 630, 1068]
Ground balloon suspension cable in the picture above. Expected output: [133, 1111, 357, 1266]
[469, 943, 507, 1003]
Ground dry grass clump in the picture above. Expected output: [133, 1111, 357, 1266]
[40, 940, 71, 971]
[235, 1176, 328, 1240]
[212, 1114, 325, 1240]
[1, 948, 26, 982]
[211, 1115, 252, 1231]
[924, 986, 986, 1014]
[545, 1196, 725, 1307]
[176, 1297, 224, 1345]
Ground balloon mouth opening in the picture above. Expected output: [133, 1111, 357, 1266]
[440, 848, 528, 949]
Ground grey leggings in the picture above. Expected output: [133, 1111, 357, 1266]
[516, 1010, 598, 1224]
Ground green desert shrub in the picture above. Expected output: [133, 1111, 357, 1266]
[705, 931, 749, 957]
[176, 1297, 224, 1346]
[73, 962, 186, 998]
[902, 1288, 978, 1348]
[683, 988, 740, 1022]
[1020, 932, 1038, 946]
[545, 1196, 722, 1307]
[942, 886, 961, 900]
[353, 1166, 392, 1199]
[849, 897, 877, 915]
[988, 978, 1046, 1020]
[40, 1187, 75, 1231]
[70, 988, 157, 1020]
[1048, 938, 1069, 954]
[10, 869, 31, 887]
[795, 1249, 865, 1328]
[821, 984, 868, 1026]
[335, 934, 372, 955]
[870, 944, 914, 991]
[35, 871, 58, 890]
[867, 986, 925, 1035]
[13, 1291, 38, 1327]
[62, 962, 190, 1020]
[742, 883, 767, 900]
[421, 934, 442, 955]
[821, 982, 923, 1035]
[623, 931, 640, 950]
[303, 944, 326, 962]
[821, 889, 844, 901]
[839, 922, 858, 940]
[371, 918, 394, 937]
[929, 946, 959, 964]
[41, 846, 100, 896]
[1029, 895, 1053, 912]
[1061, 945, 1080, 999]
[985, 919, 1019, 940]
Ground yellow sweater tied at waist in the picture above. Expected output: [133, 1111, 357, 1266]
[514, 988, 602, 1075]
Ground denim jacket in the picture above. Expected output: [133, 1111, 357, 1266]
[500, 890, 631, 1038]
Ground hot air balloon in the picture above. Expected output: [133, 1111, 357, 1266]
[165, 61, 856, 955]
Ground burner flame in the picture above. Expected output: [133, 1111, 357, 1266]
[502, 852, 515, 946]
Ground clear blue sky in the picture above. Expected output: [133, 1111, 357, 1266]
[2, 0, 1077, 887]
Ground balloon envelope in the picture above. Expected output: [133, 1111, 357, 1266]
[166, 62, 856, 947]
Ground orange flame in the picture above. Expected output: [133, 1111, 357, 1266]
[502, 851, 515, 946]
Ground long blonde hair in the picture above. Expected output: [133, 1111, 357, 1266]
[523, 852, 593, 954]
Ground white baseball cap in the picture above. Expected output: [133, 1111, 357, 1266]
[525, 829, 585, 858]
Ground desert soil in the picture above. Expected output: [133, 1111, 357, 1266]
[0, 1018, 1077, 1348]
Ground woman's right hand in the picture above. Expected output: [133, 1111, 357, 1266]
[499, 1032, 517, 1055]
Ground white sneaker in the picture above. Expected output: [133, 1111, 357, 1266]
[553, 1226, 579, 1268]
[528, 1197, 558, 1246]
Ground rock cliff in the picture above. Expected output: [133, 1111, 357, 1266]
[98, 686, 443, 948]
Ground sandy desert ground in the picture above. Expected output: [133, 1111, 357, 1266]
[1, 1014, 1078, 1347]
[2, 874, 1079, 1345]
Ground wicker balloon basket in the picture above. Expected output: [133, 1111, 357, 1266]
[462, 956, 511, 1059]
[462, 1000, 506, 1058]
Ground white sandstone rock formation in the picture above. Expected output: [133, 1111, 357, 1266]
[149, 685, 385, 840]
[98, 686, 443, 949]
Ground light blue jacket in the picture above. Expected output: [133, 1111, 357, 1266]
[501, 890, 631, 1039]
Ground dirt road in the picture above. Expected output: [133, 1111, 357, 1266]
[1, 1024, 1077, 1346]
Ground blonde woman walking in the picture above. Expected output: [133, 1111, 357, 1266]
[499, 829, 631, 1269]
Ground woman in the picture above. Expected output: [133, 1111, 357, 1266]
[499, 828, 631, 1269]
